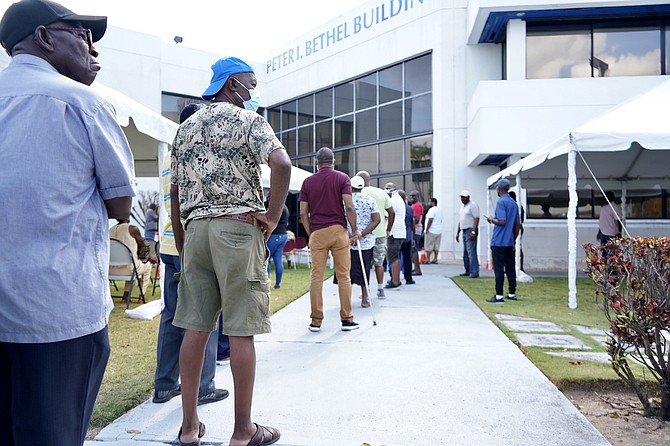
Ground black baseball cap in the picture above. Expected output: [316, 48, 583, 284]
[0, 0, 107, 54]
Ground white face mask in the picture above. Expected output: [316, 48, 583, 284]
[234, 78, 261, 112]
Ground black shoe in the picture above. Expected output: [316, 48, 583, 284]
[507, 294, 517, 301]
[197, 388, 229, 406]
[469, 274, 479, 278]
[459, 273, 469, 277]
[308, 324, 321, 332]
[486, 296, 505, 304]
[405, 280, 416, 285]
[341, 320, 360, 331]
[153, 385, 181, 403]
[412, 270, 423, 276]
[384, 281, 402, 290]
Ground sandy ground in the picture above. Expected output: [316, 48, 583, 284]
[564, 388, 670, 445]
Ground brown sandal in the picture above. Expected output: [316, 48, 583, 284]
[245, 423, 280, 446]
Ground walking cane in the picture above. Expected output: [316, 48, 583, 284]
[356, 239, 377, 326]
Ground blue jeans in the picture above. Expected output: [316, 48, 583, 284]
[266, 233, 288, 286]
[462, 228, 479, 276]
[154, 253, 217, 397]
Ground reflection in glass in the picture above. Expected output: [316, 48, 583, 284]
[315, 89, 333, 121]
[356, 73, 377, 110]
[356, 109, 377, 144]
[315, 120, 332, 149]
[526, 27, 591, 79]
[624, 190, 663, 218]
[282, 101, 296, 130]
[525, 189, 593, 219]
[335, 114, 354, 147]
[404, 54, 431, 97]
[378, 174, 404, 191]
[379, 64, 402, 104]
[282, 130, 296, 156]
[593, 25, 661, 77]
[406, 135, 432, 171]
[298, 96, 314, 126]
[161, 93, 204, 123]
[334, 149, 354, 177]
[379, 140, 403, 173]
[405, 94, 432, 134]
[295, 156, 314, 173]
[267, 107, 281, 131]
[334, 82, 354, 116]
[298, 126, 313, 156]
[379, 101, 403, 139]
[666, 28, 670, 75]
[356, 145, 378, 174]
[405, 171, 432, 205]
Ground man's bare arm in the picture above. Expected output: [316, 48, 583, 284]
[104, 196, 132, 220]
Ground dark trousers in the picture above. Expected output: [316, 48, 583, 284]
[0, 327, 109, 446]
[155, 254, 217, 396]
[401, 240, 413, 282]
[492, 246, 516, 296]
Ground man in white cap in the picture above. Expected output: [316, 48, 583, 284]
[455, 190, 480, 278]
[0, 1, 135, 444]
[171, 55, 291, 446]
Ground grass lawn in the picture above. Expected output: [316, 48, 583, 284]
[91, 263, 325, 430]
[452, 275, 646, 389]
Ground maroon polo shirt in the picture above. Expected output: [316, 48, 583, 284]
[299, 166, 351, 232]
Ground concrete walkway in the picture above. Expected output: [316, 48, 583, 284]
[87, 264, 609, 446]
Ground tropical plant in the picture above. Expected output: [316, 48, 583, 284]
[584, 237, 670, 421]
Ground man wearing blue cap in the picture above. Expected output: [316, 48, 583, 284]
[171, 56, 290, 446]
[486, 179, 520, 303]
[0, 1, 135, 445]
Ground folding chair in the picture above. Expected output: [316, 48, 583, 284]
[149, 240, 161, 296]
[283, 239, 296, 270]
[292, 236, 311, 268]
[109, 237, 146, 309]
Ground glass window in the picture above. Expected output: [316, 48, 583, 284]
[355, 109, 377, 144]
[161, 93, 204, 123]
[282, 101, 296, 130]
[405, 94, 432, 134]
[526, 26, 591, 79]
[334, 149, 355, 177]
[379, 140, 403, 173]
[356, 144, 378, 174]
[334, 82, 354, 116]
[295, 156, 314, 173]
[406, 171, 432, 206]
[334, 114, 353, 148]
[282, 130, 296, 156]
[267, 107, 281, 131]
[593, 24, 661, 77]
[406, 135, 432, 171]
[315, 88, 333, 121]
[356, 73, 377, 110]
[379, 64, 402, 104]
[404, 54, 431, 97]
[666, 26, 670, 74]
[298, 126, 313, 156]
[315, 120, 332, 149]
[526, 190, 593, 219]
[624, 190, 663, 219]
[298, 96, 314, 126]
[379, 101, 403, 139]
[379, 174, 404, 191]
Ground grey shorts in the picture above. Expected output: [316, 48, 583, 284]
[372, 236, 387, 267]
[425, 232, 442, 252]
[387, 236, 403, 263]
[173, 217, 271, 336]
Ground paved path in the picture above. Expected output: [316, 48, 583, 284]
[87, 264, 609, 446]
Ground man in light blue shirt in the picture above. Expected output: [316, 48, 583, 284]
[486, 179, 520, 303]
[0, 1, 135, 444]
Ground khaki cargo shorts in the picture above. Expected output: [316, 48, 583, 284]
[173, 217, 271, 337]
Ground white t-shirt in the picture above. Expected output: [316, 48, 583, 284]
[459, 201, 480, 230]
[426, 205, 443, 234]
[389, 192, 406, 239]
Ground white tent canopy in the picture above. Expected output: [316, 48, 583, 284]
[486, 79, 670, 309]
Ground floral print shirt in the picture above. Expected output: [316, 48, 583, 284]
[349, 192, 380, 250]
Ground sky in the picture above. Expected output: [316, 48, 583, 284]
[0, 0, 370, 62]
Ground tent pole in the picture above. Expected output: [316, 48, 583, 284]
[567, 146, 578, 309]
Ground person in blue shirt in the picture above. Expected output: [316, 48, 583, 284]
[486, 179, 520, 303]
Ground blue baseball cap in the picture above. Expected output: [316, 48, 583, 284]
[201, 56, 254, 101]
[496, 178, 511, 189]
